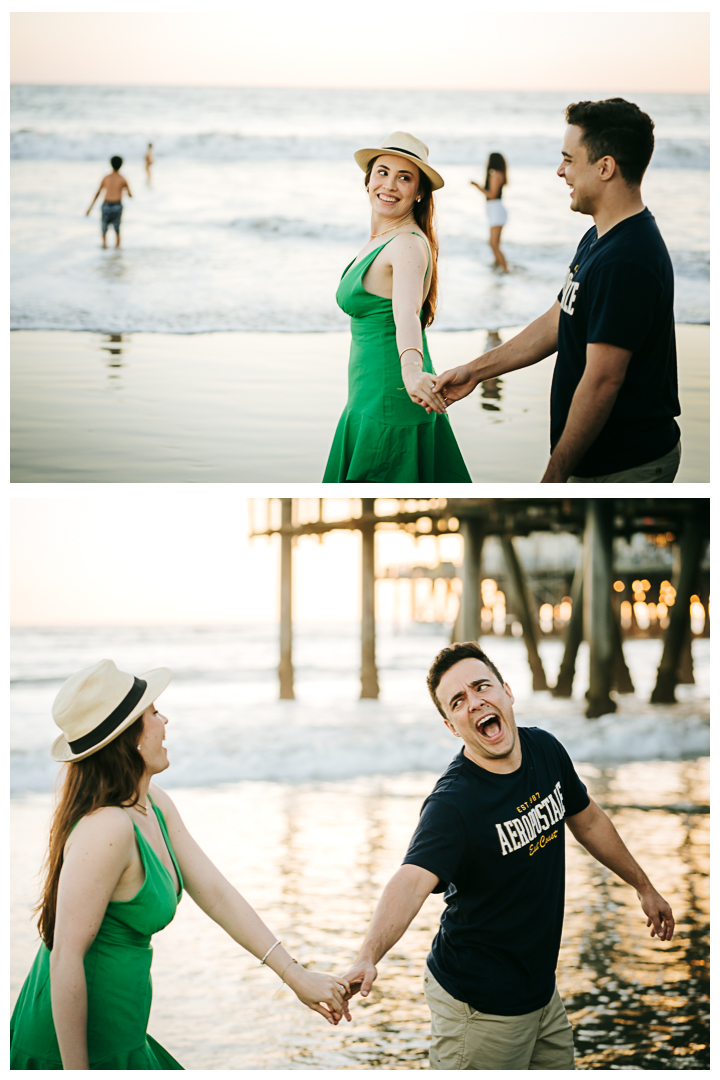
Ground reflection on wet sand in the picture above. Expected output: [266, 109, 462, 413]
[10, 758, 708, 1069]
[153, 760, 712, 1068]
[563, 759, 709, 1069]
[100, 333, 126, 378]
[10, 327, 709, 482]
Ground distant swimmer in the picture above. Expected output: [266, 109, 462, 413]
[86, 156, 132, 249]
[145, 142, 154, 180]
[471, 153, 509, 272]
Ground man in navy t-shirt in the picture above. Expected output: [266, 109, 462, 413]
[340, 642, 675, 1070]
[435, 98, 682, 482]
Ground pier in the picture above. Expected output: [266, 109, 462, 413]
[249, 498, 709, 717]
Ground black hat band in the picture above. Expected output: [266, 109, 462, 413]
[384, 146, 422, 161]
[68, 677, 147, 754]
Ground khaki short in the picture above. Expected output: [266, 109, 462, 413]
[423, 964, 575, 1070]
[567, 440, 681, 483]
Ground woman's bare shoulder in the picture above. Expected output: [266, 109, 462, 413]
[389, 230, 430, 256]
[66, 805, 134, 848]
[148, 782, 177, 817]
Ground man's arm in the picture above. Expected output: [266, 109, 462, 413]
[540, 341, 631, 482]
[123, 176, 133, 198]
[566, 797, 674, 941]
[433, 301, 561, 404]
[341, 864, 439, 1005]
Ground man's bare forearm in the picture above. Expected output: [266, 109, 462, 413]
[567, 802, 651, 893]
[357, 866, 436, 964]
[469, 302, 560, 381]
[541, 371, 622, 482]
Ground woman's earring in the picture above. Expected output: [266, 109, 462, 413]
[416, 197, 421, 202]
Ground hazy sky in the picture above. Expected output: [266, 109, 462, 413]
[10, 496, 462, 626]
[10, 10, 709, 93]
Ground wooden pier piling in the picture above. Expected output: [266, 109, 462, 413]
[552, 548, 584, 698]
[360, 499, 380, 699]
[459, 519, 484, 642]
[250, 498, 708, 711]
[651, 514, 706, 703]
[278, 498, 294, 700]
[584, 499, 617, 718]
[501, 535, 548, 690]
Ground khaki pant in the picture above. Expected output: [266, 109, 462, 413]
[567, 440, 681, 483]
[423, 965, 575, 1070]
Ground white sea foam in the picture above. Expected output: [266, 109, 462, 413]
[10, 626, 709, 794]
[10, 86, 709, 332]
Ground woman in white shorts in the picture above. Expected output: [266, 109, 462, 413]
[471, 152, 508, 272]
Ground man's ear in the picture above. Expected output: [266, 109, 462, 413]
[443, 718, 461, 738]
[503, 682, 515, 706]
[598, 155, 618, 182]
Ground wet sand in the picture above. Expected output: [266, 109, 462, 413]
[11, 759, 709, 1069]
[10, 325, 709, 483]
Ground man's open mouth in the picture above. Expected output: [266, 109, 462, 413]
[476, 714, 503, 742]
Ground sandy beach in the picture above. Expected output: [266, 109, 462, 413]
[10, 324, 708, 483]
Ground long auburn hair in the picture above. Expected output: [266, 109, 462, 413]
[35, 716, 146, 950]
[364, 157, 439, 329]
[485, 152, 508, 192]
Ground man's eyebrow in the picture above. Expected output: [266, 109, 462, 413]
[448, 688, 466, 707]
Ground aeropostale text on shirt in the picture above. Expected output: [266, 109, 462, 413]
[495, 780, 566, 855]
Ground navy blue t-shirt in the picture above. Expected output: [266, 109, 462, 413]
[403, 728, 589, 1016]
[552, 207, 680, 477]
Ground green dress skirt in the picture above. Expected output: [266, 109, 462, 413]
[322, 234, 472, 482]
[11, 797, 184, 1070]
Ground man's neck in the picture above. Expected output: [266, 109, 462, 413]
[462, 741, 523, 775]
[593, 190, 646, 238]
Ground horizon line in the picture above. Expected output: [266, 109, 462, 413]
[10, 82, 710, 96]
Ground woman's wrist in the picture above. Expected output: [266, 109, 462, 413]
[281, 959, 305, 991]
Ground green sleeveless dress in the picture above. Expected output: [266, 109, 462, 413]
[322, 234, 472, 482]
[10, 797, 184, 1070]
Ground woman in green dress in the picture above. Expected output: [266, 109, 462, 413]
[323, 131, 472, 482]
[10, 660, 350, 1070]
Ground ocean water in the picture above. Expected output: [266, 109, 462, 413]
[10, 624, 709, 795]
[10, 86, 709, 333]
[10, 625, 709, 1068]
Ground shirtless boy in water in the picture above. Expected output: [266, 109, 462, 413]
[86, 156, 132, 248]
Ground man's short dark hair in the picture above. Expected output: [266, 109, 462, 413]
[565, 98, 654, 188]
[427, 641, 505, 719]
[110, 156, 123, 170]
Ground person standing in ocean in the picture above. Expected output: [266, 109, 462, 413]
[10, 659, 350, 1070]
[435, 98, 681, 483]
[471, 152, 509, 272]
[145, 143, 154, 180]
[340, 642, 675, 1070]
[86, 156, 132, 249]
[322, 132, 471, 483]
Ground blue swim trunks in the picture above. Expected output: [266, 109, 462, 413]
[101, 201, 123, 234]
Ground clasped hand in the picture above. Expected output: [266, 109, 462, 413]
[287, 965, 352, 1024]
[402, 367, 447, 414]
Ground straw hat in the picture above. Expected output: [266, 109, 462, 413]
[354, 131, 445, 191]
[51, 659, 172, 762]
